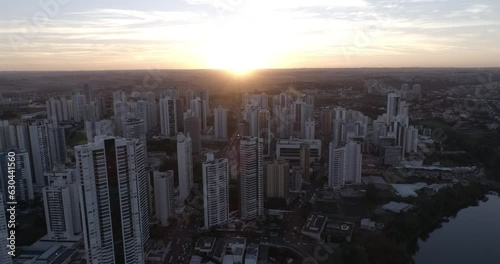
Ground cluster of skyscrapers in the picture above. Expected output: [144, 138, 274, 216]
[0, 85, 219, 263]
[328, 88, 420, 189]
[0, 82, 425, 263]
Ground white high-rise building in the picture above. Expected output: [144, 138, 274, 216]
[46, 97, 71, 123]
[76, 136, 148, 264]
[159, 97, 177, 137]
[190, 97, 207, 131]
[334, 107, 347, 121]
[372, 119, 388, 146]
[146, 92, 159, 129]
[202, 153, 228, 229]
[214, 106, 228, 139]
[29, 121, 52, 186]
[0, 151, 34, 203]
[177, 133, 193, 202]
[258, 109, 271, 156]
[8, 123, 30, 151]
[83, 101, 100, 121]
[405, 126, 419, 154]
[328, 143, 346, 189]
[153, 170, 175, 226]
[243, 105, 259, 137]
[242, 92, 250, 107]
[0, 120, 13, 150]
[175, 98, 185, 132]
[239, 137, 264, 221]
[124, 117, 147, 153]
[113, 90, 128, 136]
[184, 113, 201, 153]
[164, 87, 178, 99]
[328, 141, 362, 189]
[345, 142, 362, 183]
[304, 119, 315, 140]
[43, 180, 78, 240]
[47, 119, 66, 165]
[401, 84, 410, 99]
[200, 88, 210, 115]
[320, 107, 333, 136]
[72, 93, 87, 122]
[413, 84, 422, 99]
[135, 100, 149, 130]
[0, 194, 12, 264]
[44, 169, 82, 239]
[293, 99, 308, 137]
[82, 83, 93, 103]
[275, 107, 292, 139]
[185, 89, 195, 105]
[386, 92, 401, 125]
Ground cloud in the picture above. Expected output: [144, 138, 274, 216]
[1, 0, 500, 70]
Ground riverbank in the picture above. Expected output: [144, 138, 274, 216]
[338, 180, 500, 264]
[392, 181, 489, 253]
[352, 181, 490, 264]
[413, 195, 500, 263]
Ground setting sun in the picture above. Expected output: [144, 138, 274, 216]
[202, 20, 278, 75]
[204, 37, 271, 75]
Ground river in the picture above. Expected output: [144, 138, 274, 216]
[413, 195, 500, 264]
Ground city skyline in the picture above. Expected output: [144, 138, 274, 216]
[0, 71, 499, 263]
[1, 2, 500, 263]
[1, 0, 500, 72]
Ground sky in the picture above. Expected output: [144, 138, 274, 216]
[1, 0, 499, 71]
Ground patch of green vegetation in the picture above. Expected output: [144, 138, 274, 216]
[67, 131, 87, 147]
[264, 198, 288, 210]
[348, 181, 488, 264]
[0, 109, 19, 120]
[147, 139, 176, 153]
[423, 152, 475, 167]
[416, 119, 500, 181]
[384, 181, 488, 256]
[383, 171, 405, 184]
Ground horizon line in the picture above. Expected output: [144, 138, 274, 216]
[1, 66, 500, 73]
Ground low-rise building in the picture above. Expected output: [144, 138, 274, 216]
[276, 138, 322, 163]
[195, 237, 217, 254]
[301, 214, 328, 240]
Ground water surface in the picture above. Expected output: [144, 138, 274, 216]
[414, 195, 500, 264]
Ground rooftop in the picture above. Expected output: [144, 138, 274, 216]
[383, 201, 413, 213]
[392, 183, 427, 197]
[195, 237, 216, 252]
[303, 214, 328, 234]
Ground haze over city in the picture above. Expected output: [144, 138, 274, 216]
[2, 0, 500, 72]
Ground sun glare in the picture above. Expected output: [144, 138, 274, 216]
[203, 21, 276, 75]
[205, 40, 269, 75]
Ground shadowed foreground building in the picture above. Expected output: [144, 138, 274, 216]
[0, 194, 12, 264]
[75, 136, 149, 264]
